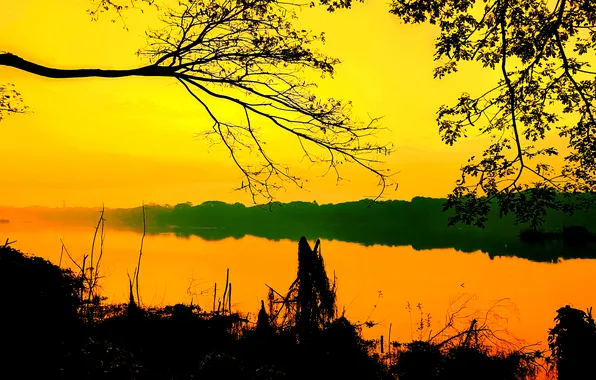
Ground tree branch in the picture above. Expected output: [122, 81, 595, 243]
[0, 53, 170, 79]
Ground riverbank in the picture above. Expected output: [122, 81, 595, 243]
[4, 237, 595, 379]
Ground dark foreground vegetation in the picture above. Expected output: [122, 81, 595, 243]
[1, 238, 594, 380]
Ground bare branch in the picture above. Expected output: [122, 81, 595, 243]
[1, 0, 394, 204]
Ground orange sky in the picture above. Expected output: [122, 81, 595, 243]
[1, 0, 512, 207]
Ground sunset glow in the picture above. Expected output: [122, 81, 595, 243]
[1, 0, 507, 207]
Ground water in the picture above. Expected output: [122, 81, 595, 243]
[2, 221, 595, 354]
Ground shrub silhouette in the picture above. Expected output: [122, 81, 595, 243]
[2, 238, 573, 380]
[393, 341, 538, 380]
[548, 305, 596, 379]
[393, 341, 442, 380]
[0, 245, 81, 378]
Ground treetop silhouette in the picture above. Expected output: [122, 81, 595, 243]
[391, 0, 596, 226]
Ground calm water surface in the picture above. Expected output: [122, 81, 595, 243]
[2, 221, 595, 353]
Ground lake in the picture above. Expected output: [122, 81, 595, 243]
[2, 221, 595, 356]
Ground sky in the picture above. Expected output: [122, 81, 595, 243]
[0, 0, 507, 207]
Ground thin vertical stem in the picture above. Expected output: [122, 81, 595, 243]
[222, 268, 230, 314]
[388, 323, 392, 366]
[59, 245, 64, 267]
[135, 203, 146, 306]
[213, 282, 217, 313]
[228, 282, 232, 314]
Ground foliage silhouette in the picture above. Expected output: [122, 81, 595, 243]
[0, 237, 391, 379]
[391, 0, 596, 226]
[0, 244, 82, 378]
[548, 305, 596, 380]
[90, 0, 360, 19]
[6, 237, 596, 379]
[390, 313, 542, 380]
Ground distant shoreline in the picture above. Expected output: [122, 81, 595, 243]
[2, 197, 596, 263]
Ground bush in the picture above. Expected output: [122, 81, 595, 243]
[0, 245, 82, 378]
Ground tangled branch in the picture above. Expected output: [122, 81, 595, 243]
[141, 0, 394, 202]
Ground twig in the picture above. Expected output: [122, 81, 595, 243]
[365, 290, 383, 325]
[88, 204, 105, 301]
[92, 208, 106, 296]
[2, 238, 16, 247]
[388, 323, 392, 366]
[59, 244, 64, 267]
[228, 282, 232, 314]
[222, 268, 230, 314]
[59, 238, 82, 272]
[135, 202, 146, 306]
[213, 282, 217, 313]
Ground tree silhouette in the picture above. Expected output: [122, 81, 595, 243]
[391, 0, 596, 226]
[1, 0, 390, 203]
[88, 0, 359, 19]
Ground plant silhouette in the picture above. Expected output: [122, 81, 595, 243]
[548, 305, 596, 379]
[0, 244, 82, 378]
[4, 237, 596, 378]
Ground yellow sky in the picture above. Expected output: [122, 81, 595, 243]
[0, 0, 505, 207]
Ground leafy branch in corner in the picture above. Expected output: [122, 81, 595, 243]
[391, 0, 596, 227]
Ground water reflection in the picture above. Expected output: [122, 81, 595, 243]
[163, 225, 596, 263]
[5, 198, 596, 263]
[2, 221, 595, 358]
